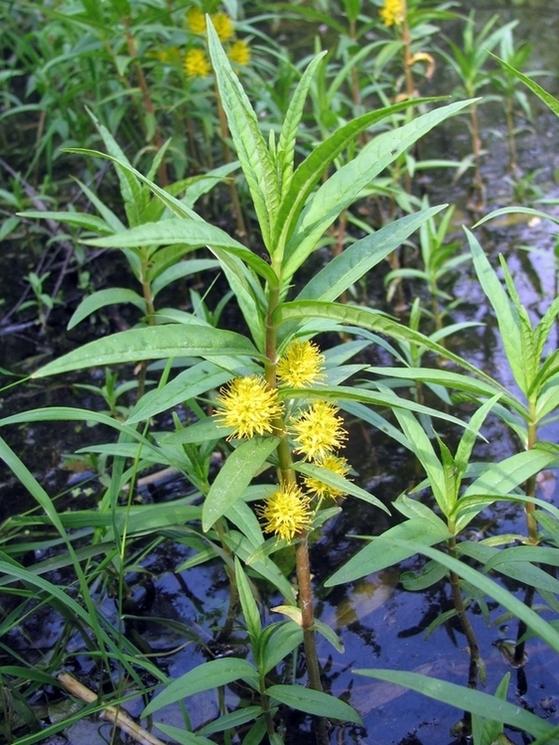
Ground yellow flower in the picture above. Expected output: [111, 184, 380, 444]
[302, 454, 351, 501]
[379, 0, 405, 27]
[215, 375, 283, 439]
[184, 48, 211, 78]
[211, 11, 234, 42]
[227, 39, 251, 66]
[277, 340, 325, 389]
[259, 483, 313, 541]
[186, 7, 206, 34]
[290, 400, 347, 461]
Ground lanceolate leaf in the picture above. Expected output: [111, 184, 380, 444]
[378, 541, 559, 652]
[275, 97, 444, 260]
[354, 669, 557, 741]
[207, 19, 279, 251]
[325, 517, 452, 586]
[489, 53, 559, 118]
[277, 52, 327, 194]
[282, 99, 475, 277]
[266, 685, 362, 724]
[31, 326, 261, 378]
[274, 300, 496, 385]
[142, 658, 259, 717]
[83, 219, 277, 285]
[466, 229, 526, 392]
[202, 437, 279, 531]
[297, 205, 446, 302]
[68, 288, 146, 329]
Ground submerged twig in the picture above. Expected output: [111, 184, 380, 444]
[57, 673, 166, 745]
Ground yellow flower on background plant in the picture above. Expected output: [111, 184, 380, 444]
[379, 0, 405, 27]
[211, 11, 234, 42]
[290, 400, 347, 461]
[302, 454, 351, 501]
[227, 39, 251, 66]
[186, 6, 206, 34]
[277, 340, 325, 389]
[184, 48, 211, 78]
[215, 375, 283, 439]
[259, 483, 313, 541]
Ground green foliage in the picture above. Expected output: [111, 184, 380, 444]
[2, 3, 559, 744]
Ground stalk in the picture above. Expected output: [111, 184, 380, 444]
[264, 286, 325, 697]
[123, 20, 169, 187]
[513, 415, 539, 666]
[448, 536, 481, 691]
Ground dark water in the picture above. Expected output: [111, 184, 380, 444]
[2, 2, 559, 744]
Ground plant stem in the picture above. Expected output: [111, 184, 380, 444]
[123, 21, 169, 187]
[264, 284, 325, 707]
[448, 538, 481, 691]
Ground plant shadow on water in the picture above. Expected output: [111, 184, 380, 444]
[3, 2, 559, 745]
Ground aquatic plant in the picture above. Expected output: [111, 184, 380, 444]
[2, 5, 559, 745]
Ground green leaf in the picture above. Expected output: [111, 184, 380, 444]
[126, 362, 231, 424]
[266, 685, 361, 724]
[18, 210, 116, 235]
[277, 53, 327, 194]
[152, 258, 220, 297]
[274, 300, 497, 385]
[354, 669, 556, 740]
[463, 448, 559, 499]
[276, 97, 443, 263]
[261, 622, 304, 674]
[475, 206, 559, 230]
[466, 229, 527, 393]
[207, 19, 279, 251]
[325, 517, 452, 586]
[68, 288, 146, 329]
[490, 53, 559, 118]
[297, 205, 445, 302]
[84, 219, 277, 285]
[154, 724, 215, 745]
[235, 557, 262, 649]
[312, 619, 344, 654]
[161, 418, 225, 445]
[394, 540, 559, 651]
[293, 461, 388, 513]
[282, 99, 475, 277]
[142, 658, 259, 717]
[202, 437, 279, 531]
[197, 706, 264, 736]
[31, 326, 261, 378]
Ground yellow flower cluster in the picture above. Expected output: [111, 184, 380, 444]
[277, 339, 325, 389]
[258, 483, 312, 542]
[183, 48, 211, 78]
[215, 375, 282, 439]
[379, 0, 405, 27]
[184, 5, 251, 78]
[214, 341, 352, 543]
[290, 400, 347, 461]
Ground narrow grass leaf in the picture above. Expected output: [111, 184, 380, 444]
[354, 669, 556, 740]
